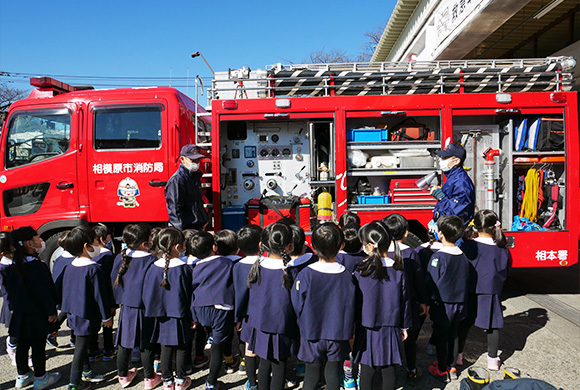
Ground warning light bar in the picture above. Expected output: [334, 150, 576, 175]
[30, 77, 77, 94]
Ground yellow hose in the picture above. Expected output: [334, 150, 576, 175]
[520, 168, 540, 222]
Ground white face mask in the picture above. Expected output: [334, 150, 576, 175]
[87, 245, 101, 259]
[183, 160, 199, 172]
[363, 243, 373, 256]
[439, 157, 457, 172]
[35, 241, 46, 255]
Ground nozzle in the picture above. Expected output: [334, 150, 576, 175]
[415, 172, 438, 190]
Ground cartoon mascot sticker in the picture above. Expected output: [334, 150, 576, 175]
[117, 177, 140, 208]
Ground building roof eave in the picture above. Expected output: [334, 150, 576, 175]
[372, 0, 422, 62]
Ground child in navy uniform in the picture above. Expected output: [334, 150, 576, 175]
[291, 223, 355, 390]
[233, 224, 262, 390]
[0, 232, 16, 364]
[112, 224, 162, 389]
[336, 223, 366, 274]
[353, 221, 412, 390]
[425, 215, 469, 382]
[459, 210, 511, 371]
[338, 212, 361, 230]
[60, 226, 113, 390]
[88, 224, 116, 361]
[214, 229, 241, 373]
[8, 227, 60, 390]
[383, 214, 429, 381]
[245, 223, 297, 390]
[142, 228, 193, 390]
[50, 235, 77, 348]
[191, 231, 235, 390]
[287, 224, 318, 277]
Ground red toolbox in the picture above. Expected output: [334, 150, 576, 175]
[389, 178, 437, 204]
[246, 196, 312, 231]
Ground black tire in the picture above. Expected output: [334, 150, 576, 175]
[40, 231, 64, 270]
[403, 231, 423, 249]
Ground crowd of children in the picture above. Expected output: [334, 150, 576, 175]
[0, 208, 511, 390]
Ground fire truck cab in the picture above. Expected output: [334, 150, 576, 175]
[0, 77, 212, 261]
[209, 58, 579, 268]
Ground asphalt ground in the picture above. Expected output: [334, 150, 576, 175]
[0, 264, 578, 390]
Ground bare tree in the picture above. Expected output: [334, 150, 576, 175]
[0, 81, 26, 112]
[307, 48, 354, 64]
[356, 24, 384, 62]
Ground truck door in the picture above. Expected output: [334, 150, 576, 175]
[84, 103, 169, 223]
[0, 106, 80, 230]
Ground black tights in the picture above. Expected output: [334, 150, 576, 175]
[404, 314, 426, 371]
[433, 321, 460, 372]
[487, 329, 500, 358]
[160, 344, 187, 381]
[245, 355, 258, 387]
[359, 364, 396, 390]
[118, 345, 155, 378]
[303, 361, 340, 390]
[257, 358, 286, 390]
[70, 335, 91, 386]
[16, 336, 46, 377]
[208, 341, 225, 385]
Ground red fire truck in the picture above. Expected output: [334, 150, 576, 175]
[209, 57, 579, 268]
[0, 77, 212, 262]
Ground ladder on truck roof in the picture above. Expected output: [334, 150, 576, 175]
[210, 57, 576, 99]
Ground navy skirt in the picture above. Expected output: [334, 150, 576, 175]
[429, 301, 466, 327]
[475, 294, 504, 330]
[67, 313, 101, 337]
[353, 326, 404, 367]
[245, 326, 296, 362]
[0, 301, 11, 328]
[298, 338, 350, 363]
[117, 305, 154, 349]
[193, 306, 233, 344]
[151, 316, 193, 346]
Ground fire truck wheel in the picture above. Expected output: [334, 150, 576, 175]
[39, 231, 63, 270]
[403, 232, 423, 249]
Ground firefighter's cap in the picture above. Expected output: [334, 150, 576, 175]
[180, 144, 204, 160]
[436, 142, 466, 161]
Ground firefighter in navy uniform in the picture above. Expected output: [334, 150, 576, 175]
[430, 143, 475, 225]
[165, 144, 209, 230]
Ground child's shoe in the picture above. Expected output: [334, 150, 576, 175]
[102, 349, 116, 362]
[224, 355, 239, 374]
[295, 363, 305, 377]
[67, 383, 91, 390]
[193, 355, 209, 369]
[163, 380, 174, 390]
[487, 356, 501, 371]
[449, 367, 458, 380]
[175, 377, 191, 390]
[46, 333, 59, 348]
[239, 358, 246, 374]
[343, 378, 356, 389]
[204, 382, 222, 390]
[428, 363, 450, 383]
[131, 348, 141, 363]
[243, 380, 257, 390]
[118, 368, 137, 388]
[69, 338, 76, 348]
[16, 371, 34, 388]
[81, 370, 105, 383]
[88, 350, 102, 362]
[204, 337, 213, 351]
[6, 338, 17, 365]
[406, 368, 420, 383]
[144, 374, 163, 390]
[153, 359, 161, 372]
[455, 352, 464, 366]
[284, 379, 297, 388]
[426, 343, 436, 355]
[33, 373, 61, 390]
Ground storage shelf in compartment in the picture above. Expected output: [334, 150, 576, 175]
[348, 168, 437, 177]
[347, 141, 441, 150]
[348, 204, 435, 211]
[512, 151, 565, 156]
[310, 180, 336, 186]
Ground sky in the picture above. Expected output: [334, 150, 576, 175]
[0, 0, 396, 98]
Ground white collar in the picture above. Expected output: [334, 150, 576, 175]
[308, 261, 345, 274]
[61, 251, 75, 258]
[339, 249, 363, 255]
[100, 247, 111, 254]
[187, 255, 199, 265]
[72, 257, 97, 267]
[226, 255, 242, 262]
[438, 246, 463, 255]
[154, 257, 186, 268]
[239, 255, 260, 265]
[195, 255, 222, 265]
[382, 257, 395, 267]
[288, 253, 313, 267]
[25, 256, 38, 263]
[127, 250, 152, 258]
[0, 256, 12, 265]
[388, 242, 410, 251]
[260, 257, 285, 270]
[474, 237, 496, 246]
[420, 242, 443, 250]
